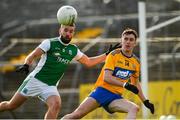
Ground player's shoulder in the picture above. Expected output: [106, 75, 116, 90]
[40, 38, 50, 44]
[68, 43, 79, 50]
[49, 37, 59, 42]
[132, 54, 140, 64]
[69, 43, 78, 47]
[110, 48, 121, 56]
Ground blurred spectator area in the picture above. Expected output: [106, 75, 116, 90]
[0, 0, 179, 39]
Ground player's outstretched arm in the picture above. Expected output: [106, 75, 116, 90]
[123, 82, 139, 94]
[104, 70, 139, 94]
[78, 43, 121, 68]
[104, 70, 125, 86]
[24, 47, 44, 65]
[16, 47, 44, 74]
[136, 82, 154, 114]
[78, 54, 106, 68]
[16, 64, 30, 75]
[143, 99, 154, 114]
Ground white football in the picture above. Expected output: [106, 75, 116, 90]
[57, 5, 78, 25]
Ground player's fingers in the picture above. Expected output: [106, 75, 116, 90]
[16, 68, 22, 72]
[25, 70, 29, 75]
[151, 105, 154, 114]
[115, 43, 122, 49]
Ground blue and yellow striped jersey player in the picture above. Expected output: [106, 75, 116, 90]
[62, 28, 154, 119]
[0, 23, 121, 119]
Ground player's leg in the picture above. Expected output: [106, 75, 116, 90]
[0, 75, 36, 112]
[108, 99, 139, 119]
[44, 95, 61, 119]
[39, 85, 61, 119]
[62, 97, 99, 119]
[0, 76, 31, 112]
[0, 92, 27, 112]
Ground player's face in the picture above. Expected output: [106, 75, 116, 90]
[59, 25, 75, 43]
[121, 34, 136, 52]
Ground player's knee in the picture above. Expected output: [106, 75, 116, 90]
[130, 104, 139, 112]
[9, 103, 19, 110]
[71, 111, 84, 119]
[109, 105, 126, 113]
[0, 101, 8, 110]
[61, 112, 78, 119]
[69, 108, 86, 119]
[51, 104, 61, 112]
[1, 101, 17, 110]
[49, 100, 61, 112]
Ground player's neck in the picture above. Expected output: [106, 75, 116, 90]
[121, 49, 133, 58]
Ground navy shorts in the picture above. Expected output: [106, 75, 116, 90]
[89, 87, 123, 113]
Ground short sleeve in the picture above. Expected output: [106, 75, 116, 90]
[104, 53, 115, 71]
[73, 49, 84, 61]
[38, 39, 50, 52]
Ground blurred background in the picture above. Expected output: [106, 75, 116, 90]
[0, 0, 180, 119]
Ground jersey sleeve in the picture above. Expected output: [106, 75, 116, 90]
[73, 49, 84, 61]
[38, 39, 50, 52]
[104, 53, 115, 71]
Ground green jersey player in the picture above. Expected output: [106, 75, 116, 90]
[0, 24, 121, 119]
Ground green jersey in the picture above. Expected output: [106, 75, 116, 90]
[30, 37, 83, 86]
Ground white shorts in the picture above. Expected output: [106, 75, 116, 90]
[18, 76, 60, 102]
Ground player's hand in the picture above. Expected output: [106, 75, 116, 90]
[105, 43, 121, 55]
[123, 82, 139, 94]
[16, 64, 29, 75]
[143, 100, 154, 114]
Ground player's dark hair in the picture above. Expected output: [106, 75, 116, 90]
[60, 23, 75, 27]
[122, 28, 138, 40]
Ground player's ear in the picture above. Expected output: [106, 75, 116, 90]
[134, 38, 138, 46]
[58, 27, 61, 35]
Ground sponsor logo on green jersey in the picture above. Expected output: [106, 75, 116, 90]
[57, 57, 70, 64]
